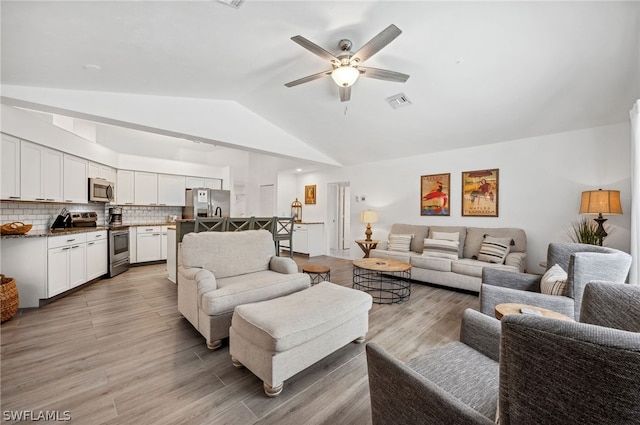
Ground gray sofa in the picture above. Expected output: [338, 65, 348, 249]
[177, 229, 311, 349]
[370, 223, 527, 292]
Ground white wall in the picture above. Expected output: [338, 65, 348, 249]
[279, 122, 631, 273]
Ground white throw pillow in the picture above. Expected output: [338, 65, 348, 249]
[388, 234, 413, 252]
[477, 236, 511, 264]
[432, 231, 460, 242]
[540, 263, 568, 296]
[423, 238, 459, 260]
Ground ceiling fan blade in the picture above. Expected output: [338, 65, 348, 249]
[285, 70, 332, 87]
[351, 24, 402, 63]
[291, 35, 340, 63]
[358, 66, 410, 83]
[339, 86, 351, 102]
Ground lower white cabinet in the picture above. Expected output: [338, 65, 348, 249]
[47, 233, 87, 297]
[166, 227, 176, 283]
[86, 232, 108, 281]
[137, 226, 163, 262]
[161, 226, 168, 260]
[280, 223, 324, 257]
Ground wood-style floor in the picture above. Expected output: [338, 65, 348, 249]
[0, 254, 479, 425]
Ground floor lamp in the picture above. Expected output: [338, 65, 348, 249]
[579, 189, 622, 246]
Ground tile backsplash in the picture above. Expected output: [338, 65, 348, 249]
[0, 201, 182, 231]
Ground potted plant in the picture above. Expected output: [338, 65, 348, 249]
[567, 217, 600, 245]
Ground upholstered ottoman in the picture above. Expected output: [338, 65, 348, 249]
[229, 281, 373, 397]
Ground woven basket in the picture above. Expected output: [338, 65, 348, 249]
[0, 222, 32, 235]
[1, 274, 19, 323]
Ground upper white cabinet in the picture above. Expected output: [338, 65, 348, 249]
[19, 140, 63, 202]
[116, 170, 134, 205]
[1, 134, 20, 200]
[158, 174, 186, 206]
[43, 149, 63, 202]
[20, 140, 44, 201]
[63, 154, 88, 203]
[88, 162, 116, 183]
[134, 171, 158, 205]
[186, 177, 222, 190]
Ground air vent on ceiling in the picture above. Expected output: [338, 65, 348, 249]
[385, 93, 412, 109]
[217, 0, 243, 8]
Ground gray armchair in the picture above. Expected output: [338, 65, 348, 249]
[480, 243, 632, 319]
[367, 281, 640, 425]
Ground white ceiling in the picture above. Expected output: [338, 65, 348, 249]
[2, 1, 639, 168]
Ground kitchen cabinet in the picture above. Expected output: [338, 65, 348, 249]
[158, 174, 186, 206]
[47, 233, 87, 297]
[161, 226, 168, 260]
[43, 149, 64, 202]
[280, 223, 324, 257]
[20, 140, 44, 201]
[86, 231, 108, 281]
[19, 140, 63, 202]
[1, 134, 20, 200]
[1, 237, 47, 308]
[88, 162, 116, 183]
[117, 170, 135, 205]
[63, 154, 88, 203]
[129, 226, 137, 263]
[134, 171, 158, 205]
[185, 177, 222, 190]
[166, 227, 176, 283]
[137, 226, 163, 262]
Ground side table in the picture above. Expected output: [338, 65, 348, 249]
[355, 239, 380, 258]
[302, 265, 331, 285]
[494, 303, 574, 321]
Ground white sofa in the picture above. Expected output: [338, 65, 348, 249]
[178, 229, 311, 349]
[370, 224, 527, 292]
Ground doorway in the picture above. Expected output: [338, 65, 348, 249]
[327, 182, 351, 258]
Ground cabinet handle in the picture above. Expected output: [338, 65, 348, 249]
[8, 196, 20, 199]
[95, 234, 101, 238]
[62, 247, 70, 251]
[88, 242, 94, 246]
[153, 234, 160, 236]
[46, 199, 55, 201]
[67, 239, 75, 242]
[65, 200, 73, 202]
[71, 245, 80, 249]
[36, 198, 45, 200]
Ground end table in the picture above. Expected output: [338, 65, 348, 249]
[355, 239, 380, 258]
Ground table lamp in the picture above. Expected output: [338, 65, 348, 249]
[360, 210, 379, 242]
[578, 189, 622, 246]
[291, 198, 302, 223]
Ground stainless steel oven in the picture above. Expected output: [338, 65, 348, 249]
[108, 227, 130, 277]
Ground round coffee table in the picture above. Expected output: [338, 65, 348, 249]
[302, 265, 330, 285]
[352, 258, 412, 304]
[494, 303, 574, 321]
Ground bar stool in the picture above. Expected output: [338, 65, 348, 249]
[302, 265, 331, 285]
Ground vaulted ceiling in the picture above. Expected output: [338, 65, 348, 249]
[2, 1, 639, 168]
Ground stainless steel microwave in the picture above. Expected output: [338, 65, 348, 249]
[88, 178, 115, 203]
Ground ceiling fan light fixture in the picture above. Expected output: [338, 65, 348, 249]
[331, 66, 359, 87]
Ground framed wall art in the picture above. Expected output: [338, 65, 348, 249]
[421, 173, 450, 216]
[305, 184, 316, 204]
[461, 169, 499, 217]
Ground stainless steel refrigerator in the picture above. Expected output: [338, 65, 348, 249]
[183, 188, 231, 219]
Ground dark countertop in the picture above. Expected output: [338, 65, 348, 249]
[1, 226, 108, 239]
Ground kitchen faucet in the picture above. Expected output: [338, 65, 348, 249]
[214, 206, 222, 217]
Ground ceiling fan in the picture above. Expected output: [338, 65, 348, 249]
[284, 24, 410, 102]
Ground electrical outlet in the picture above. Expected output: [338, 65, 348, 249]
[361, 195, 366, 201]
[355, 196, 360, 202]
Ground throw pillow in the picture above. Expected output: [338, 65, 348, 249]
[431, 231, 460, 242]
[477, 236, 511, 264]
[388, 234, 413, 252]
[423, 238, 459, 260]
[540, 263, 568, 296]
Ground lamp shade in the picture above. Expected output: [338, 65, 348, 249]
[331, 66, 360, 87]
[360, 210, 378, 224]
[579, 189, 622, 215]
